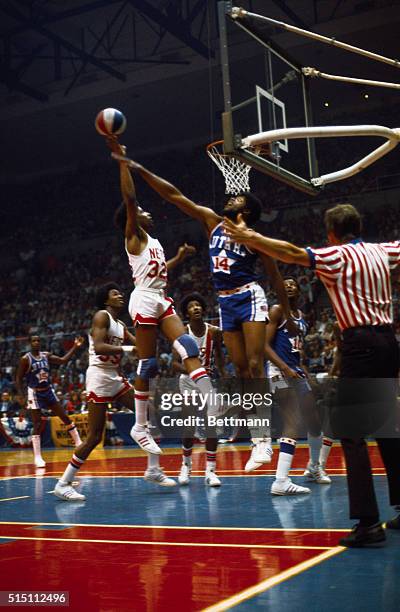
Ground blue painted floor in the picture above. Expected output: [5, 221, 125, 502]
[0, 474, 395, 529]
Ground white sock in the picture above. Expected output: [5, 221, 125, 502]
[206, 449, 217, 472]
[307, 433, 322, 465]
[59, 454, 85, 485]
[67, 423, 82, 446]
[319, 436, 333, 468]
[189, 369, 217, 414]
[32, 434, 42, 459]
[276, 438, 296, 481]
[133, 389, 149, 427]
[147, 452, 160, 470]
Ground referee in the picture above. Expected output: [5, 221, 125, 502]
[224, 203, 400, 547]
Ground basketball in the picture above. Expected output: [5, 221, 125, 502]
[95, 108, 127, 136]
[3, 1, 400, 609]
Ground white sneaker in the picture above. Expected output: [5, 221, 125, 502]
[205, 469, 221, 487]
[144, 467, 176, 487]
[54, 482, 86, 501]
[271, 478, 311, 496]
[178, 464, 191, 485]
[130, 426, 162, 454]
[245, 438, 273, 472]
[303, 462, 332, 484]
[34, 457, 46, 468]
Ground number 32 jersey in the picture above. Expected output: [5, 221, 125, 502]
[125, 233, 168, 290]
[209, 222, 261, 290]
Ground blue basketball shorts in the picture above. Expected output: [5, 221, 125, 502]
[218, 282, 268, 332]
[27, 386, 58, 410]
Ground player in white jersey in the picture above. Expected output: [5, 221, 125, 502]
[172, 293, 226, 486]
[108, 138, 223, 487]
[54, 282, 176, 501]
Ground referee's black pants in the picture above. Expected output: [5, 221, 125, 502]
[335, 325, 400, 521]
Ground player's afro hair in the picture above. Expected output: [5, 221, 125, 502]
[95, 282, 121, 310]
[239, 192, 262, 226]
[180, 292, 207, 319]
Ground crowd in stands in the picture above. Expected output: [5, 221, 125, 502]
[2, 101, 400, 411]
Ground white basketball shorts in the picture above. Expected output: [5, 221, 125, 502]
[129, 287, 176, 326]
[85, 365, 132, 403]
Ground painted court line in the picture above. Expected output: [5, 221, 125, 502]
[0, 521, 350, 532]
[0, 473, 386, 481]
[0, 496, 31, 502]
[202, 546, 345, 611]
[0, 535, 331, 551]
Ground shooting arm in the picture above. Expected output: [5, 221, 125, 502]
[107, 138, 140, 239]
[120, 162, 141, 239]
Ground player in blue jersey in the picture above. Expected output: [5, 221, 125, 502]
[261, 278, 332, 495]
[111, 154, 293, 465]
[15, 335, 84, 467]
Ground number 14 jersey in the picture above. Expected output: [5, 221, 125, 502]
[125, 233, 167, 289]
[209, 222, 261, 290]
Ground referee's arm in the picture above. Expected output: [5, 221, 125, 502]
[223, 216, 311, 266]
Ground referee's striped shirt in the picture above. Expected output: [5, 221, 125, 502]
[306, 239, 400, 331]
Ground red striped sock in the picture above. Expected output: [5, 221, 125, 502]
[183, 445, 193, 466]
[71, 454, 85, 469]
[60, 454, 85, 485]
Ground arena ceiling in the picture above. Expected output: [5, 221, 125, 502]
[1, 0, 400, 180]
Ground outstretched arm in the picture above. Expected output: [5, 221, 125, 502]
[166, 243, 196, 271]
[223, 214, 311, 266]
[112, 154, 220, 234]
[107, 138, 141, 241]
[48, 336, 84, 365]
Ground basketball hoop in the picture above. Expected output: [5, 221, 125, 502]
[207, 140, 269, 195]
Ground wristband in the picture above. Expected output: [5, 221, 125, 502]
[121, 345, 135, 353]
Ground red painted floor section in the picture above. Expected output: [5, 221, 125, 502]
[0, 443, 385, 478]
[0, 524, 346, 612]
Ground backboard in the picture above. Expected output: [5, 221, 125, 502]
[218, 1, 320, 195]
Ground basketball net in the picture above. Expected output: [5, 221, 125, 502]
[207, 141, 252, 195]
